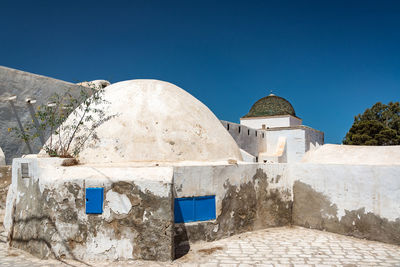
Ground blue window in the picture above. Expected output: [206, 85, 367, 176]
[86, 188, 104, 214]
[174, 195, 216, 223]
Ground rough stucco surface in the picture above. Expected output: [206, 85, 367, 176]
[0, 166, 11, 222]
[173, 163, 292, 256]
[0, 147, 5, 166]
[45, 79, 242, 164]
[5, 158, 174, 261]
[291, 163, 400, 245]
[0, 66, 88, 164]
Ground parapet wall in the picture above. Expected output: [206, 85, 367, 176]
[291, 163, 400, 245]
[220, 120, 266, 157]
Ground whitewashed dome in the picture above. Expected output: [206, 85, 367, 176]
[45, 80, 242, 164]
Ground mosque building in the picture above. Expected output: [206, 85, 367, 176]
[0, 67, 399, 262]
[223, 93, 323, 163]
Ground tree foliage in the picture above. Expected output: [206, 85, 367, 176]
[343, 102, 400, 145]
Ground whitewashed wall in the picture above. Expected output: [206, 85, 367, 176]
[290, 162, 400, 244]
[266, 129, 305, 162]
[220, 120, 266, 157]
[240, 115, 302, 129]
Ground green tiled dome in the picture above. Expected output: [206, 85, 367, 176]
[243, 94, 296, 118]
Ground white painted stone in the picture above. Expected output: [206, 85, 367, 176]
[0, 147, 5, 166]
[221, 120, 267, 158]
[302, 144, 400, 165]
[265, 127, 323, 163]
[240, 115, 302, 129]
[106, 190, 132, 215]
[43, 79, 242, 164]
[240, 149, 256, 162]
[291, 163, 400, 221]
[85, 231, 133, 260]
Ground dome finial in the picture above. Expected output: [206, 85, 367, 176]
[269, 89, 275, 96]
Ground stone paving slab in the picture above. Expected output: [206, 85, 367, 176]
[1, 226, 399, 266]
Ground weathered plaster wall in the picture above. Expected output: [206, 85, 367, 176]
[5, 158, 174, 261]
[0, 147, 5, 166]
[0, 165, 11, 224]
[173, 163, 292, 253]
[291, 163, 400, 245]
[0, 66, 88, 164]
[221, 120, 267, 157]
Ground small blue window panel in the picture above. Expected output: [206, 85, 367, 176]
[174, 195, 216, 223]
[194, 196, 216, 221]
[86, 187, 104, 214]
[174, 197, 194, 223]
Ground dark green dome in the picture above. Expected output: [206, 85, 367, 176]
[243, 94, 296, 118]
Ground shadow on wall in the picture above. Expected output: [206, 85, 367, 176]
[9, 215, 91, 266]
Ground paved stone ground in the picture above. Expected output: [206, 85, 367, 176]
[0, 226, 399, 267]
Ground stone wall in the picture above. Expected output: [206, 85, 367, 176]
[0, 66, 88, 164]
[173, 163, 293, 256]
[220, 120, 267, 157]
[291, 163, 400, 245]
[5, 158, 174, 261]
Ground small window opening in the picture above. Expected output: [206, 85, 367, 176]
[262, 133, 265, 138]
[227, 124, 230, 130]
[21, 163, 29, 178]
[255, 131, 257, 137]
[238, 126, 241, 133]
[248, 129, 250, 135]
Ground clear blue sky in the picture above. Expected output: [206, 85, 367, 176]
[1, 0, 399, 144]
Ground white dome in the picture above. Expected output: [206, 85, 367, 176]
[45, 80, 242, 164]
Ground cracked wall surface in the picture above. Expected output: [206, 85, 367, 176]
[173, 163, 293, 256]
[3, 159, 400, 262]
[4, 158, 174, 261]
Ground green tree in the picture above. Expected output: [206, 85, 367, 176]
[343, 102, 400, 145]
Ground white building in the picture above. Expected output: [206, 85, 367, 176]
[224, 93, 324, 163]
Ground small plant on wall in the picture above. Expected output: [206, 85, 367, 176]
[10, 83, 113, 158]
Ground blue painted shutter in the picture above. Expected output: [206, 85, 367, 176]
[174, 195, 215, 223]
[194, 196, 216, 221]
[174, 197, 194, 223]
[86, 187, 104, 214]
